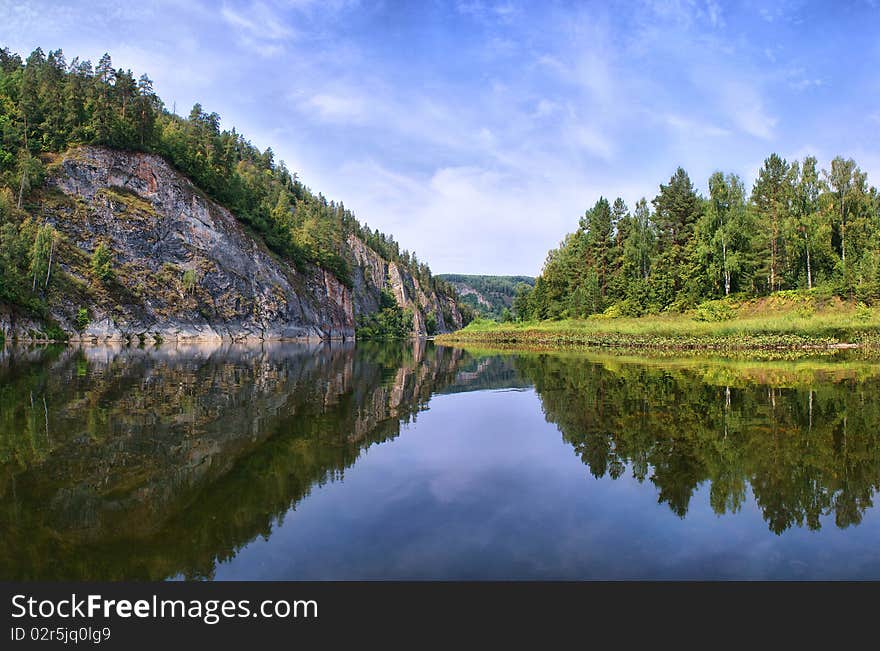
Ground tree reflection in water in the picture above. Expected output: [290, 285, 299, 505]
[516, 353, 880, 534]
[2, 343, 880, 579]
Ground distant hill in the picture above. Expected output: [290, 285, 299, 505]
[438, 275, 535, 320]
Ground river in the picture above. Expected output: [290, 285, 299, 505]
[2, 341, 880, 579]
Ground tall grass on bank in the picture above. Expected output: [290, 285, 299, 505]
[436, 293, 880, 351]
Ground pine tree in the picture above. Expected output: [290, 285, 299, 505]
[791, 157, 822, 290]
[134, 74, 157, 148]
[751, 154, 792, 293]
[91, 53, 115, 144]
[652, 167, 701, 306]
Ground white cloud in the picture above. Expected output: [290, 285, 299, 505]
[568, 124, 615, 160]
[221, 1, 295, 56]
[705, 0, 723, 28]
[532, 99, 560, 118]
[730, 99, 777, 140]
[788, 78, 823, 91]
[641, 0, 725, 29]
[664, 114, 729, 138]
[785, 67, 824, 92]
[300, 92, 369, 123]
[456, 0, 519, 23]
[688, 77, 778, 141]
[221, 2, 293, 40]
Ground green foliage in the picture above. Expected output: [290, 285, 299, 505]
[181, 268, 198, 294]
[0, 217, 56, 311]
[513, 352, 880, 531]
[75, 306, 89, 331]
[0, 220, 31, 304]
[28, 222, 55, 289]
[514, 154, 880, 325]
[42, 322, 67, 341]
[691, 299, 736, 322]
[379, 287, 397, 310]
[90, 242, 113, 282]
[457, 302, 476, 327]
[356, 288, 414, 339]
[425, 311, 438, 335]
[436, 274, 535, 320]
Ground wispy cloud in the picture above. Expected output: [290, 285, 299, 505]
[567, 124, 615, 160]
[714, 81, 777, 140]
[221, 1, 294, 56]
[706, 0, 724, 28]
[297, 91, 368, 123]
[785, 67, 824, 91]
[663, 114, 730, 138]
[456, 0, 519, 23]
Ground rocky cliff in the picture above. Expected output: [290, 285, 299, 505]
[0, 146, 462, 342]
[348, 235, 463, 336]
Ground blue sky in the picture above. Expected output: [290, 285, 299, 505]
[2, 1, 880, 275]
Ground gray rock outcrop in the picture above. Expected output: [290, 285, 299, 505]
[0, 147, 462, 342]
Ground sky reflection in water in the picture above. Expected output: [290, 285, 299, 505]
[2, 342, 880, 580]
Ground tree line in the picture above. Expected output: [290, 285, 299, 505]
[514, 155, 880, 320]
[0, 46, 453, 314]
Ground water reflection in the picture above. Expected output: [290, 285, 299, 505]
[2, 343, 880, 579]
[0, 341, 473, 579]
[515, 353, 880, 534]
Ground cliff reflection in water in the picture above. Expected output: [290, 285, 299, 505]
[0, 340, 476, 580]
[3, 343, 880, 580]
[516, 353, 880, 534]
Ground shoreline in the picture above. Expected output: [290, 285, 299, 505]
[435, 339, 878, 362]
[434, 317, 880, 357]
[0, 333, 441, 346]
[436, 334, 869, 351]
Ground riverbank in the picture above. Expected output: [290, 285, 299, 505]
[435, 294, 880, 353]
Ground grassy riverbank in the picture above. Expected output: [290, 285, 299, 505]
[436, 292, 880, 352]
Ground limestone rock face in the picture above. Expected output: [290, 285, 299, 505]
[2, 146, 461, 342]
[0, 306, 47, 341]
[12, 147, 355, 342]
[347, 234, 464, 336]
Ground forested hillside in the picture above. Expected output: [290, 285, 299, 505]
[437, 274, 534, 320]
[0, 46, 461, 339]
[515, 159, 880, 320]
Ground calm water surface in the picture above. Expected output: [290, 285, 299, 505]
[2, 341, 880, 579]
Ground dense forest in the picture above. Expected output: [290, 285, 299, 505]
[514, 158, 880, 320]
[437, 274, 534, 320]
[0, 46, 454, 319]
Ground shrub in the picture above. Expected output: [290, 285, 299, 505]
[43, 323, 67, 341]
[182, 268, 199, 295]
[356, 289, 415, 339]
[90, 243, 114, 282]
[425, 311, 438, 335]
[75, 307, 89, 331]
[692, 299, 736, 322]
